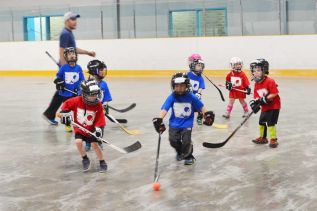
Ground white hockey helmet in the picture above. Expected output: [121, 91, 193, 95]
[230, 57, 243, 72]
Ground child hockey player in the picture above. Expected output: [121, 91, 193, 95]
[187, 54, 206, 125]
[152, 72, 215, 165]
[85, 59, 112, 151]
[249, 59, 281, 148]
[43, 47, 85, 132]
[250, 58, 269, 80]
[223, 57, 251, 119]
[60, 79, 108, 172]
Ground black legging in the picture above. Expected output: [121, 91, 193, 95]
[43, 91, 72, 119]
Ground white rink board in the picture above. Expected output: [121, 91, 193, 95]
[0, 35, 317, 71]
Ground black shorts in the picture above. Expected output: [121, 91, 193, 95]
[75, 133, 98, 143]
[259, 109, 280, 126]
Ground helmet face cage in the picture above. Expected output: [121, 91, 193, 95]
[250, 58, 269, 80]
[189, 59, 205, 75]
[171, 73, 191, 95]
[249, 61, 258, 74]
[230, 57, 243, 72]
[64, 47, 77, 64]
[81, 80, 101, 105]
[250, 61, 265, 83]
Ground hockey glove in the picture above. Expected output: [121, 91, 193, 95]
[54, 78, 65, 91]
[225, 81, 233, 91]
[94, 127, 104, 138]
[259, 96, 269, 105]
[73, 88, 79, 95]
[152, 117, 166, 134]
[249, 100, 261, 114]
[245, 87, 251, 95]
[195, 93, 202, 100]
[203, 111, 215, 126]
[60, 110, 72, 126]
[103, 103, 109, 115]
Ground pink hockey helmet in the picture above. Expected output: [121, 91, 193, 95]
[188, 54, 202, 63]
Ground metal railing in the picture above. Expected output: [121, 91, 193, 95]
[0, 0, 316, 42]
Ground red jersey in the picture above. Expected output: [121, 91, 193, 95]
[61, 96, 106, 137]
[254, 76, 281, 112]
[226, 71, 250, 99]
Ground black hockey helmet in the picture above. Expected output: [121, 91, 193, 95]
[250, 58, 269, 75]
[64, 47, 77, 64]
[87, 59, 107, 79]
[80, 79, 101, 105]
[189, 59, 205, 75]
[171, 72, 191, 95]
[257, 58, 269, 75]
[250, 59, 269, 83]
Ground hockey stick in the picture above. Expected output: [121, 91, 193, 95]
[202, 110, 254, 148]
[154, 133, 162, 182]
[212, 123, 228, 129]
[108, 103, 136, 113]
[218, 84, 252, 94]
[203, 74, 225, 102]
[106, 113, 140, 135]
[63, 88, 129, 124]
[105, 114, 127, 124]
[57, 114, 142, 153]
[72, 121, 141, 153]
[63, 87, 77, 95]
[45, 51, 60, 67]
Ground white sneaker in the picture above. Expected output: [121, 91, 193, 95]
[242, 112, 249, 118]
[222, 113, 230, 119]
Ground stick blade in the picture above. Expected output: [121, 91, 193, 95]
[105, 114, 128, 124]
[212, 123, 228, 129]
[122, 127, 140, 135]
[202, 141, 227, 149]
[124, 141, 142, 153]
[109, 103, 136, 113]
[117, 119, 128, 124]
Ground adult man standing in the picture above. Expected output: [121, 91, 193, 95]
[59, 11, 96, 65]
[42, 11, 96, 125]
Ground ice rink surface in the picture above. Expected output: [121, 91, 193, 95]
[0, 76, 316, 211]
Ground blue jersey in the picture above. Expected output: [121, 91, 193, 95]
[56, 64, 85, 98]
[161, 92, 204, 129]
[59, 28, 76, 48]
[99, 80, 112, 104]
[187, 71, 205, 94]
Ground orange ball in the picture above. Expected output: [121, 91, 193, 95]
[153, 182, 161, 191]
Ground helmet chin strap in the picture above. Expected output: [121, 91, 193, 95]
[193, 71, 200, 76]
[67, 58, 77, 66]
[173, 86, 188, 95]
[254, 75, 265, 83]
[94, 75, 103, 81]
[193, 67, 203, 75]
[174, 91, 186, 96]
[254, 69, 266, 82]
[68, 61, 76, 67]
[83, 94, 99, 105]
